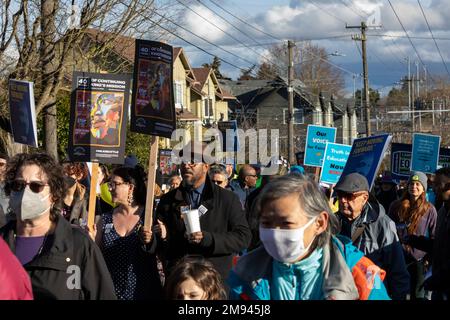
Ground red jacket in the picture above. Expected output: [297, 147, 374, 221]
[0, 238, 33, 300]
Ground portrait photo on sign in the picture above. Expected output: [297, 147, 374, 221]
[135, 59, 173, 120]
[74, 91, 124, 147]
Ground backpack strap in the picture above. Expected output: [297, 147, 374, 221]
[351, 225, 366, 244]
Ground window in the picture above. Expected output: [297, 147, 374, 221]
[204, 98, 214, 118]
[174, 82, 183, 109]
[283, 108, 304, 124]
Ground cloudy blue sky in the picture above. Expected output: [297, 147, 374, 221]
[167, 0, 450, 97]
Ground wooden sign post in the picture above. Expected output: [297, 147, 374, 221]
[144, 136, 159, 229]
[87, 162, 99, 230]
[315, 167, 321, 183]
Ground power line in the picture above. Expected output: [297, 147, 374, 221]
[182, 35, 353, 53]
[386, 0, 433, 82]
[151, 10, 266, 72]
[306, 1, 394, 76]
[148, 12, 292, 82]
[198, 0, 272, 47]
[207, 0, 282, 41]
[208, 0, 360, 78]
[369, 34, 450, 41]
[416, 0, 450, 78]
[307, 0, 346, 24]
[147, 16, 247, 72]
[338, 0, 406, 66]
[325, 1, 402, 72]
[175, 0, 285, 74]
[339, 0, 367, 19]
[354, 40, 362, 58]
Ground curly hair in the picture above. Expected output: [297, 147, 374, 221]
[165, 256, 226, 300]
[4, 153, 65, 221]
[61, 161, 89, 181]
[111, 165, 147, 206]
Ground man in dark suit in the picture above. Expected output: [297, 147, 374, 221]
[156, 142, 251, 282]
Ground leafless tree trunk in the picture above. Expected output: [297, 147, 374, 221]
[41, 0, 58, 160]
[0, 0, 181, 156]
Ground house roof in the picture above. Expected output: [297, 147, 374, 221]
[220, 77, 313, 108]
[191, 68, 236, 100]
[192, 67, 211, 93]
[176, 109, 199, 121]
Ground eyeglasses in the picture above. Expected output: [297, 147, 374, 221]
[11, 180, 48, 193]
[181, 161, 201, 167]
[246, 174, 258, 178]
[336, 191, 366, 201]
[212, 180, 225, 185]
[107, 181, 129, 189]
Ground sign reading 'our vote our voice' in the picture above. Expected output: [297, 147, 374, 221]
[303, 125, 337, 167]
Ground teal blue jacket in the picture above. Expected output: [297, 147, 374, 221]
[228, 235, 391, 300]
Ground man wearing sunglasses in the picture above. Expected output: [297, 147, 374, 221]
[335, 172, 410, 300]
[156, 141, 251, 286]
[229, 165, 258, 210]
[208, 165, 230, 190]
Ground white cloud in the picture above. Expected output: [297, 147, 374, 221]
[172, 0, 450, 91]
[182, 4, 231, 43]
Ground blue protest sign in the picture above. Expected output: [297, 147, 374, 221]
[8, 79, 38, 147]
[218, 120, 239, 152]
[411, 133, 441, 174]
[304, 125, 337, 167]
[339, 134, 392, 190]
[320, 143, 351, 185]
[391, 143, 449, 181]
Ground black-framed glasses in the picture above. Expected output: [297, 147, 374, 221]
[11, 180, 48, 193]
[107, 181, 129, 189]
[212, 179, 225, 185]
[246, 174, 258, 178]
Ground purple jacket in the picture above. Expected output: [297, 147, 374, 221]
[389, 200, 437, 261]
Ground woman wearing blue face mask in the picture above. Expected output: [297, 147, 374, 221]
[228, 174, 391, 300]
[0, 153, 116, 300]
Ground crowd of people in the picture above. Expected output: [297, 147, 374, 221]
[1, 146, 449, 301]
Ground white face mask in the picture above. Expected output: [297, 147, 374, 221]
[9, 187, 51, 221]
[259, 217, 316, 263]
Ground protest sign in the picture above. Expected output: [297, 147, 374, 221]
[411, 133, 441, 174]
[68, 71, 130, 164]
[130, 40, 175, 138]
[304, 125, 337, 167]
[391, 143, 449, 181]
[320, 143, 351, 185]
[159, 149, 177, 176]
[8, 79, 38, 147]
[218, 120, 239, 152]
[339, 134, 392, 190]
[131, 40, 178, 229]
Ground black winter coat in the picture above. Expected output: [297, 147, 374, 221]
[0, 215, 116, 300]
[156, 177, 252, 280]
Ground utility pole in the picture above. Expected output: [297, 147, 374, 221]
[405, 57, 414, 131]
[287, 40, 295, 165]
[416, 61, 420, 98]
[347, 21, 379, 137]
